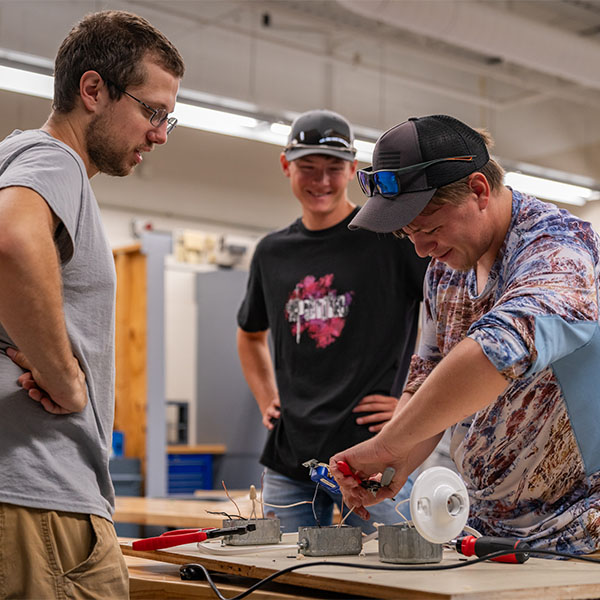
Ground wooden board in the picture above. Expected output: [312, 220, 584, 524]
[125, 555, 352, 599]
[113, 243, 147, 469]
[114, 494, 255, 529]
[168, 444, 227, 454]
[121, 536, 600, 600]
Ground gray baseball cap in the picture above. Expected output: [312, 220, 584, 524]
[284, 109, 357, 162]
[350, 115, 489, 233]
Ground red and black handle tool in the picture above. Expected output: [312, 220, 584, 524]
[455, 535, 530, 563]
[132, 523, 256, 551]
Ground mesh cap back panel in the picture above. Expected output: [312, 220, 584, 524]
[415, 115, 489, 188]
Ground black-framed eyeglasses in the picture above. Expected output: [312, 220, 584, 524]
[357, 155, 477, 199]
[286, 127, 355, 152]
[106, 79, 177, 134]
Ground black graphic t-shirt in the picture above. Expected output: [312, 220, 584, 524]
[237, 207, 429, 482]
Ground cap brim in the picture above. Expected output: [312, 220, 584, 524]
[349, 189, 437, 233]
[284, 147, 356, 162]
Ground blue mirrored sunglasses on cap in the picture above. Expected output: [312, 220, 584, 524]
[357, 155, 476, 199]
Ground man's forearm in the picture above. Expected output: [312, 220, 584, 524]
[236, 328, 279, 414]
[0, 189, 82, 402]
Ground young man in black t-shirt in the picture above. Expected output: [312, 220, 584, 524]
[237, 109, 428, 532]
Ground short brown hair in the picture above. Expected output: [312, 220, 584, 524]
[428, 128, 505, 208]
[53, 10, 185, 113]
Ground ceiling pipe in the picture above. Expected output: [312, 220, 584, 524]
[338, 0, 600, 92]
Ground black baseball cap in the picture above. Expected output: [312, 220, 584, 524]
[284, 109, 357, 162]
[349, 115, 489, 233]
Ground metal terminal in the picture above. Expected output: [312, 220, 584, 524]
[221, 518, 281, 545]
[378, 523, 443, 564]
[447, 493, 464, 516]
[297, 525, 362, 557]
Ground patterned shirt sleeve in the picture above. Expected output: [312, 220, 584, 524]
[469, 228, 598, 379]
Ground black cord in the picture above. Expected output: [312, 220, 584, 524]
[179, 548, 600, 600]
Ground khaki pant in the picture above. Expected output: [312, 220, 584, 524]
[0, 503, 128, 599]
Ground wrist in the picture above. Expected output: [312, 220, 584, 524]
[375, 421, 408, 459]
[45, 356, 84, 397]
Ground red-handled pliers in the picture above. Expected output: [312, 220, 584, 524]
[131, 523, 255, 551]
[337, 461, 395, 497]
[336, 460, 364, 483]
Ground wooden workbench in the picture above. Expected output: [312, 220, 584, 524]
[114, 491, 339, 530]
[125, 555, 359, 599]
[121, 536, 600, 599]
[114, 491, 254, 529]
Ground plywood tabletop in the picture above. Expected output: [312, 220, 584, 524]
[120, 535, 600, 600]
[125, 554, 338, 600]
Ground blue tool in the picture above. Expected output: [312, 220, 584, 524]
[302, 459, 341, 493]
[302, 459, 395, 497]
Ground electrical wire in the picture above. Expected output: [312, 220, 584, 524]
[221, 481, 243, 518]
[261, 500, 314, 509]
[310, 481, 320, 527]
[205, 511, 245, 520]
[337, 503, 355, 527]
[179, 548, 600, 600]
[259, 469, 265, 519]
[463, 525, 482, 538]
[393, 497, 411, 525]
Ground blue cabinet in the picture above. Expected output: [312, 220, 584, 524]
[167, 452, 213, 495]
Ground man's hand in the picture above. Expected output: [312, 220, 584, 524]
[262, 397, 281, 430]
[7, 347, 88, 415]
[353, 394, 398, 432]
[329, 435, 411, 520]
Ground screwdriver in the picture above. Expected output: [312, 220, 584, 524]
[454, 535, 530, 563]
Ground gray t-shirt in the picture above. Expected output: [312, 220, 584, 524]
[0, 129, 117, 520]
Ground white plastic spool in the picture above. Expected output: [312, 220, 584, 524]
[409, 466, 469, 544]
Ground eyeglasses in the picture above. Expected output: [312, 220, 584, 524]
[357, 156, 477, 199]
[286, 127, 355, 152]
[106, 79, 177, 134]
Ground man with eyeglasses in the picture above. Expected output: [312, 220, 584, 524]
[0, 11, 183, 597]
[237, 109, 428, 533]
[330, 115, 600, 555]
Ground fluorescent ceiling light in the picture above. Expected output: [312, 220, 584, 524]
[0, 57, 377, 161]
[0, 65, 53, 99]
[6, 59, 594, 187]
[270, 122, 291, 136]
[355, 139, 375, 155]
[504, 171, 599, 206]
[175, 102, 258, 134]
[1, 49, 596, 193]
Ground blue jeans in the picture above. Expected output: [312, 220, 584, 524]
[262, 468, 413, 534]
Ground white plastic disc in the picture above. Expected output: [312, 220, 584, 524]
[409, 466, 469, 544]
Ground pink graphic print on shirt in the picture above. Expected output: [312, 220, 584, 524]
[284, 274, 353, 348]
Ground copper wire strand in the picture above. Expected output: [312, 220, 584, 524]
[222, 480, 244, 519]
[205, 510, 244, 519]
[337, 502, 355, 527]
